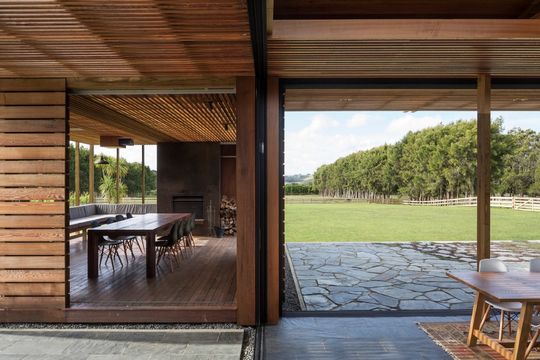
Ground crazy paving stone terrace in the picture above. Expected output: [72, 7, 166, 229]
[287, 241, 540, 311]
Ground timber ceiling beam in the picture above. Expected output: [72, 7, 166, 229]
[70, 96, 176, 144]
[271, 19, 540, 41]
[67, 77, 237, 94]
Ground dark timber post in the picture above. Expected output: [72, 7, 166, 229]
[75, 141, 80, 206]
[89, 144, 95, 203]
[477, 74, 491, 268]
[141, 145, 145, 204]
[116, 148, 120, 204]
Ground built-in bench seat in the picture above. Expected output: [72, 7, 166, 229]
[69, 203, 157, 240]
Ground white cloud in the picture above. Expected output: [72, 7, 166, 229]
[285, 114, 375, 175]
[346, 113, 368, 128]
[386, 113, 442, 134]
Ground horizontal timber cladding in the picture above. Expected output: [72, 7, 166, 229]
[0, 79, 67, 311]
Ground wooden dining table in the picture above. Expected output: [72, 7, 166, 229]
[87, 213, 191, 279]
[447, 270, 540, 360]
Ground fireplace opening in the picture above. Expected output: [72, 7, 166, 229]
[172, 195, 204, 220]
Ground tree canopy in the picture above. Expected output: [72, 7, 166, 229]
[312, 118, 540, 200]
[69, 144, 157, 202]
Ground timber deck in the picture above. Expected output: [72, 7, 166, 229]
[70, 236, 237, 309]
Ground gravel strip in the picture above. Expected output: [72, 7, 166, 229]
[283, 251, 302, 312]
[241, 327, 256, 360]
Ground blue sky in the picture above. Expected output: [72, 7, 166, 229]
[284, 111, 540, 175]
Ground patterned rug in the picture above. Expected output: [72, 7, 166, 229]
[418, 322, 540, 360]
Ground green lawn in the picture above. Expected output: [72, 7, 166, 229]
[285, 202, 540, 242]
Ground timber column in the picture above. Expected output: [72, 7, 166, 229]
[236, 77, 257, 325]
[477, 74, 491, 267]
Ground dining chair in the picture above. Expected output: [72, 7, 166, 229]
[184, 214, 196, 251]
[156, 222, 181, 272]
[90, 220, 124, 271]
[176, 220, 189, 258]
[125, 212, 145, 253]
[478, 258, 522, 340]
[108, 214, 139, 262]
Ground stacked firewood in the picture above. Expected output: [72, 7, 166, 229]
[220, 196, 237, 236]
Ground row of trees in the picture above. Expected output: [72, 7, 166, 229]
[312, 118, 540, 200]
[284, 183, 318, 195]
[68, 144, 157, 203]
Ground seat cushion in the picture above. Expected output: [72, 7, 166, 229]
[486, 300, 522, 312]
[69, 214, 115, 230]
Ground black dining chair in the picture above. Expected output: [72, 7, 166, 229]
[156, 221, 181, 272]
[109, 214, 137, 262]
[90, 220, 124, 271]
[125, 212, 145, 254]
[182, 214, 196, 253]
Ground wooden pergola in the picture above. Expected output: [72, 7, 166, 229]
[1, 0, 540, 333]
[264, 0, 540, 326]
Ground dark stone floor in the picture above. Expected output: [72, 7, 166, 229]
[264, 315, 469, 360]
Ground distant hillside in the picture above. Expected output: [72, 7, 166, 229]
[284, 174, 313, 184]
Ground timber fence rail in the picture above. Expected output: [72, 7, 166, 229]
[404, 196, 540, 212]
[285, 196, 402, 205]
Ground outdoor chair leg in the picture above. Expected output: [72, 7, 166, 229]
[105, 248, 111, 266]
[122, 242, 129, 263]
[167, 250, 174, 272]
[173, 247, 181, 264]
[125, 240, 134, 259]
[109, 248, 115, 272]
[134, 237, 144, 254]
[99, 248, 105, 267]
[176, 241, 184, 259]
[156, 247, 162, 266]
[507, 312, 512, 336]
[185, 236, 193, 254]
[115, 246, 123, 267]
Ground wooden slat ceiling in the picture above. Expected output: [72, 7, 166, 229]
[0, 1, 253, 79]
[69, 94, 237, 144]
[274, 0, 540, 19]
[69, 112, 153, 145]
[285, 88, 540, 112]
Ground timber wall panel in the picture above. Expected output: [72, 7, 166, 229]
[0, 79, 67, 312]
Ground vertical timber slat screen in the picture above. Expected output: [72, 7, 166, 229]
[0, 79, 67, 311]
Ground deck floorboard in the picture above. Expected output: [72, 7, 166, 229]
[69, 236, 237, 309]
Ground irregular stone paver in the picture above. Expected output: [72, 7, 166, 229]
[0, 329, 244, 360]
[288, 241, 540, 311]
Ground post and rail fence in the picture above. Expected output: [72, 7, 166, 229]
[285, 195, 540, 212]
[404, 196, 540, 212]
